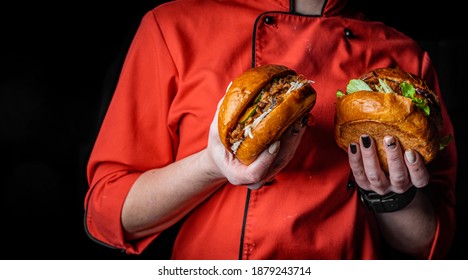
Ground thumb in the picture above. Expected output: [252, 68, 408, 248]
[267, 141, 280, 155]
[245, 141, 280, 190]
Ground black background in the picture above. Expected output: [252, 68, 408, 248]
[1, 0, 466, 259]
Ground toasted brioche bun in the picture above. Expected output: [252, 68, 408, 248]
[218, 64, 317, 165]
[334, 68, 442, 172]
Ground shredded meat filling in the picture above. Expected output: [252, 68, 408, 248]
[366, 77, 438, 108]
[228, 75, 306, 146]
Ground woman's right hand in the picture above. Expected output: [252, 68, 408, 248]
[205, 98, 308, 189]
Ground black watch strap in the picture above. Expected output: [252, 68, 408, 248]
[358, 186, 417, 213]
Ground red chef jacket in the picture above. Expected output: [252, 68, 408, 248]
[84, 0, 457, 259]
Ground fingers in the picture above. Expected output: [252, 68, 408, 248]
[384, 136, 411, 192]
[348, 135, 430, 194]
[404, 150, 430, 188]
[385, 137, 429, 190]
[246, 115, 309, 190]
[348, 142, 369, 189]
[357, 135, 389, 194]
[282, 115, 307, 147]
[249, 141, 280, 175]
[245, 141, 280, 190]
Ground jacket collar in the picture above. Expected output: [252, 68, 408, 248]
[284, 0, 349, 16]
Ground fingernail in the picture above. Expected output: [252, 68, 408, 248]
[384, 136, 396, 148]
[350, 143, 357, 154]
[405, 150, 416, 164]
[361, 135, 371, 148]
[248, 182, 263, 190]
[268, 141, 280, 154]
[292, 126, 301, 135]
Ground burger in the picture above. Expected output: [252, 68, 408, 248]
[334, 67, 443, 172]
[218, 64, 317, 165]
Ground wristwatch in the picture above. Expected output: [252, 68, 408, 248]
[358, 186, 417, 213]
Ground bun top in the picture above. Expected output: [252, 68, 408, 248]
[360, 68, 440, 111]
[361, 68, 432, 92]
[344, 67, 442, 130]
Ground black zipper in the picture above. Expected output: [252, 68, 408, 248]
[241, 2, 328, 258]
[238, 188, 251, 259]
[289, 0, 295, 13]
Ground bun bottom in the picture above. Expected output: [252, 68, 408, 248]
[336, 121, 439, 172]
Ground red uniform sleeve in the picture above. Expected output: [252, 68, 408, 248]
[84, 10, 179, 254]
[420, 52, 457, 259]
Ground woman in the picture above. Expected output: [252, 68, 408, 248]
[84, 0, 457, 259]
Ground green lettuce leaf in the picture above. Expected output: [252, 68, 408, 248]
[400, 82, 430, 116]
[439, 134, 453, 150]
[346, 79, 373, 94]
[376, 78, 395, 93]
[336, 90, 345, 97]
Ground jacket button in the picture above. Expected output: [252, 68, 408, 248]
[264, 16, 275, 25]
[347, 180, 356, 190]
[344, 28, 354, 38]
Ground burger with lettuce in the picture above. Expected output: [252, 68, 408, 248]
[334, 67, 450, 172]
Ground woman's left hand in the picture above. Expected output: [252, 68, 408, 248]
[348, 135, 430, 195]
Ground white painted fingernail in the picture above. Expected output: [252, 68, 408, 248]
[405, 150, 416, 164]
[268, 141, 280, 154]
[248, 182, 263, 190]
[384, 136, 396, 147]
